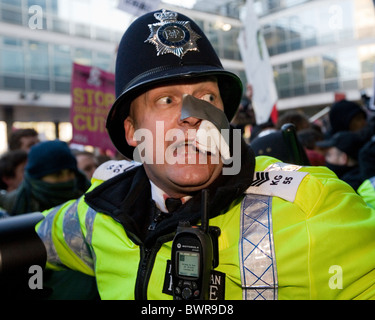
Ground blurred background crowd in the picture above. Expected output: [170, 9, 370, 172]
[1, 84, 375, 220]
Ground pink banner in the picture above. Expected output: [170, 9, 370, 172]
[70, 63, 116, 153]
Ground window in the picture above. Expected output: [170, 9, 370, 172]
[291, 60, 305, 95]
[1, 49, 24, 74]
[304, 56, 321, 83]
[337, 48, 360, 79]
[74, 48, 92, 66]
[1, 8, 23, 24]
[323, 55, 338, 80]
[359, 44, 375, 74]
[53, 55, 72, 78]
[26, 41, 49, 76]
[53, 45, 72, 78]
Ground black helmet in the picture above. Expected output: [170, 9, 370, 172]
[106, 9, 243, 159]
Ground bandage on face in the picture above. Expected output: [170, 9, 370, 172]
[180, 95, 231, 160]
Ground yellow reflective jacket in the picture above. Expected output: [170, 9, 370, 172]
[36, 156, 375, 300]
[358, 177, 375, 209]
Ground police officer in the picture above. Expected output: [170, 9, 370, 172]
[36, 9, 375, 300]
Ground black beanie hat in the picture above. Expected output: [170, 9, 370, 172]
[26, 140, 78, 179]
[329, 100, 367, 133]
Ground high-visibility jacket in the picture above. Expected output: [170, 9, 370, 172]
[36, 156, 375, 300]
[358, 177, 375, 209]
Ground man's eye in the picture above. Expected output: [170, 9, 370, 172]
[157, 96, 173, 104]
[201, 94, 215, 103]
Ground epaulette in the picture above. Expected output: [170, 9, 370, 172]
[92, 160, 141, 181]
[245, 163, 309, 203]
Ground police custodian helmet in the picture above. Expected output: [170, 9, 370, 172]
[106, 9, 243, 159]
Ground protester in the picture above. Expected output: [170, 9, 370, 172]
[297, 127, 325, 166]
[96, 153, 113, 165]
[276, 110, 311, 132]
[72, 150, 98, 180]
[32, 9, 375, 300]
[231, 84, 256, 139]
[8, 128, 40, 152]
[328, 99, 368, 134]
[0, 140, 90, 215]
[0, 149, 27, 192]
[316, 131, 366, 190]
[0, 140, 98, 300]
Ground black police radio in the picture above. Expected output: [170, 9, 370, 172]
[171, 189, 220, 300]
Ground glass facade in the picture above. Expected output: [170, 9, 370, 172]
[1, 0, 374, 128]
[0, 0, 244, 95]
[256, 0, 375, 101]
[0, 0, 125, 94]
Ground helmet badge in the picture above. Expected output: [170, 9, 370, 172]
[145, 9, 201, 58]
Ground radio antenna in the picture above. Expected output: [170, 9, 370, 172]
[200, 189, 209, 233]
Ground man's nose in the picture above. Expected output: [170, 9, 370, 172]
[178, 115, 202, 128]
[178, 94, 203, 128]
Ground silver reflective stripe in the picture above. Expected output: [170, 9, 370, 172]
[370, 176, 375, 189]
[36, 205, 66, 268]
[239, 194, 278, 300]
[63, 201, 94, 271]
[85, 207, 97, 266]
[85, 207, 96, 246]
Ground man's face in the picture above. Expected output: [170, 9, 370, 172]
[124, 79, 225, 197]
[349, 113, 367, 132]
[41, 169, 76, 184]
[325, 146, 347, 165]
[76, 154, 98, 180]
[20, 135, 39, 152]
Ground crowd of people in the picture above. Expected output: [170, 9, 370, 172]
[0, 9, 375, 300]
[3, 96, 373, 217]
[239, 96, 375, 209]
[1, 96, 375, 300]
[0, 129, 125, 218]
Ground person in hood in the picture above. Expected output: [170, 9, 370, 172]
[0, 140, 90, 215]
[316, 131, 366, 190]
[328, 99, 367, 134]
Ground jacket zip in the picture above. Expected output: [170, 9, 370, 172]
[110, 212, 175, 300]
[134, 245, 158, 300]
[134, 234, 174, 300]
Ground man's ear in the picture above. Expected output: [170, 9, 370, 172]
[124, 116, 137, 147]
